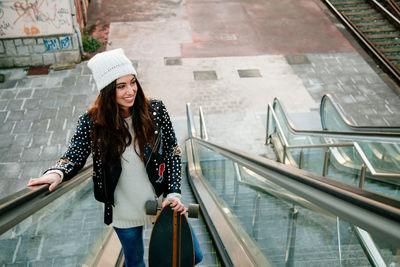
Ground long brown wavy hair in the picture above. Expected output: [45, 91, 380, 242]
[88, 78, 155, 166]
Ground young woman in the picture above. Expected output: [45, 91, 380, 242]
[27, 48, 202, 266]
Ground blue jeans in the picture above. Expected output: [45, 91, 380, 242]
[114, 225, 203, 267]
[114, 226, 145, 267]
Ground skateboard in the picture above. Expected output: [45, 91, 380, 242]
[146, 200, 200, 267]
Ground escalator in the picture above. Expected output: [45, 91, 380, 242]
[268, 97, 400, 200]
[320, 94, 400, 133]
[186, 103, 400, 266]
[0, 160, 220, 266]
[1, 101, 399, 266]
[320, 94, 400, 184]
[0, 164, 115, 266]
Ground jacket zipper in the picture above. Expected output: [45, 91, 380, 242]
[146, 129, 162, 200]
[145, 129, 161, 169]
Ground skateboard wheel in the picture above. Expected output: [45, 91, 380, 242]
[146, 200, 158, 215]
[188, 204, 199, 218]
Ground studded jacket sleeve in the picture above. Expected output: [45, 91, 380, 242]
[45, 113, 92, 181]
[158, 101, 182, 196]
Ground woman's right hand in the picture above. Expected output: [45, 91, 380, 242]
[27, 172, 62, 192]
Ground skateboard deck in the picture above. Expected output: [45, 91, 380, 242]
[148, 205, 195, 267]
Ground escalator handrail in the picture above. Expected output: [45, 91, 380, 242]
[191, 136, 400, 247]
[188, 103, 400, 265]
[187, 103, 197, 139]
[271, 97, 400, 140]
[199, 106, 209, 140]
[321, 94, 400, 132]
[195, 100, 399, 203]
[0, 162, 93, 235]
[269, 102, 400, 179]
[236, 161, 388, 267]
[186, 140, 263, 266]
[288, 141, 400, 178]
[187, 103, 272, 266]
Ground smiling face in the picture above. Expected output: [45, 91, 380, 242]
[115, 74, 137, 116]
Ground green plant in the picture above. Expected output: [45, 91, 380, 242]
[82, 32, 100, 53]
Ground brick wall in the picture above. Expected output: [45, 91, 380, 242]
[0, 33, 81, 68]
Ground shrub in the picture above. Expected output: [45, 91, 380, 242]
[82, 32, 100, 53]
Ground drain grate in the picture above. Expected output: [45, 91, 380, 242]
[285, 54, 310, 65]
[237, 69, 262, 78]
[193, 70, 217, 80]
[164, 57, 182, 66]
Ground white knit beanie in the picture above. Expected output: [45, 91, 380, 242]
[87, 48, 137, 91]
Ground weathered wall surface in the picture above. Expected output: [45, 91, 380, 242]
[0, 0, 73, 38]
[0, 0, 81, 68]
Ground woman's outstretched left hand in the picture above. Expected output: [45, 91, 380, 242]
[162, 198, 187, 215]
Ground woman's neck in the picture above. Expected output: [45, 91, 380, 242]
[121, 108, 132, 118]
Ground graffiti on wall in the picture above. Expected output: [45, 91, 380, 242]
[44, 36, 70, 51]
[0, 0, 73, 38]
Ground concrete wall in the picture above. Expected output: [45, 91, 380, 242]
[0, 0, 83, 68]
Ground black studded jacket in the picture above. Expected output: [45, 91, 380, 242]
[46, 100, 182, 225]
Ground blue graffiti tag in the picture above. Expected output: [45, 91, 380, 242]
[44, 38, 59, 51]
[60, 36, 71, 49]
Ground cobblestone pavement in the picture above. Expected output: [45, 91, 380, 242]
[288, 53, 400, 126]
[0, 65, 98, 198]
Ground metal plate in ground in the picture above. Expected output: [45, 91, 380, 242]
[285, 55, 310, 65]
[238, 69, 262, 78]
[193, 70, 217, 80]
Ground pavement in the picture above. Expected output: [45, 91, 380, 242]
[1, 0, 400, 264]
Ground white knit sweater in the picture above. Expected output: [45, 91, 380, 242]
[112, 116, 157, 228]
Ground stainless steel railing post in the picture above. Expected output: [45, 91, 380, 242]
[359, 164, 367, 189]
[299, 150, 303, 169]
[233, 162, 241, 206]
[199, 106, 208, 140]
[266, 105, 271, 145]
[283, 145, 287, 164]
[323, 149, 329, 177]
[252, 193, 261, 239]
[336, 217, 343, 267]
[285, 206, 298, 267]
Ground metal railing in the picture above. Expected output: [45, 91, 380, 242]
[320, 94, 400, 132]
[0, 162, 123, 267]
[186, 103, 272, 266]
[234, 161, 387, 267]
[266, 100, 400, 188]
[0, 163, 93, 235]
[270, 97, 400, 140]
[188, 103, 400, 266]
[186, 103, 400, 252]
[199, 106, 209, 140]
